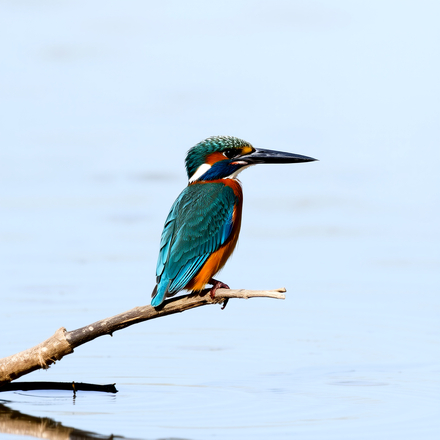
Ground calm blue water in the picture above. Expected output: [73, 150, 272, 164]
[0, 1, 439, 439]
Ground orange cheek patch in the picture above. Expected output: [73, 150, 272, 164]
[206, 152, 226, 165]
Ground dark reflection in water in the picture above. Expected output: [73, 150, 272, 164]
[0, 401, 190, 440]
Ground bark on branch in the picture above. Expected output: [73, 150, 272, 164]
[0, 288, 286, 386]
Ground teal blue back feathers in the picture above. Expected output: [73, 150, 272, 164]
[151, 182, 237, 307]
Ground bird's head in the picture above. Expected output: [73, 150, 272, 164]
[185, 135, 317, 183]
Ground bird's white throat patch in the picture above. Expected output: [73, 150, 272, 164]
[225, 163, 252, 179]
[189, 163, 211, 183]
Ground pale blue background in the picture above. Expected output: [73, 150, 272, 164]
[0, 1, 439, 439]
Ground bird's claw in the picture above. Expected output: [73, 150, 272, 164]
[208, 278, 230, 299]
[221, 299, 229, 310]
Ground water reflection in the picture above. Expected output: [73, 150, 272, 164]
[0, 401, 191, 440]
[0, 401, 127, 439]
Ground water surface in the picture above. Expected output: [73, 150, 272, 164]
[0, 1, 439, 439]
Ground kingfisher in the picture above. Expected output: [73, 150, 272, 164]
[151, 135, 316, 307]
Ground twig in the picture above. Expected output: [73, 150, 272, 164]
[0, 381, 117, 393]
[0, 288, 286, 386]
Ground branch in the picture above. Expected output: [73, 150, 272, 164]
[0, 288, 285, 386]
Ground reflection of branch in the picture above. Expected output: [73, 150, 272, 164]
[0, 288, 286, 386]
[0, 402, 137, 440]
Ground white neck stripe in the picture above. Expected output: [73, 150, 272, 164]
[189, 163, 211, 183]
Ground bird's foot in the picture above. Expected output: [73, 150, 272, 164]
[208, 278, 230, 300]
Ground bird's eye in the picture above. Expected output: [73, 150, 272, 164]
[223, 148, 237, 159]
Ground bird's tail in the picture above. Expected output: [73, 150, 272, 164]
[151, 280, 170, 307]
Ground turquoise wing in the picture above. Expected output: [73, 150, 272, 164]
[151, 182, 237, 306]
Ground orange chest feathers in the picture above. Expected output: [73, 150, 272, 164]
[185, 179, 243, 292]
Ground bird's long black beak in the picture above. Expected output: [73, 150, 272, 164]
[240, 148, 317, 165]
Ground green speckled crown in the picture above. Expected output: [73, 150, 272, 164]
[185, 136, 252, 179]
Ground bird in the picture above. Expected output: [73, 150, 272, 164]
[151, 135, 316, 307]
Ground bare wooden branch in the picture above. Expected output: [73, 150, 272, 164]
[0, 328, 73, 385]
[0, 288, 285, 386]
